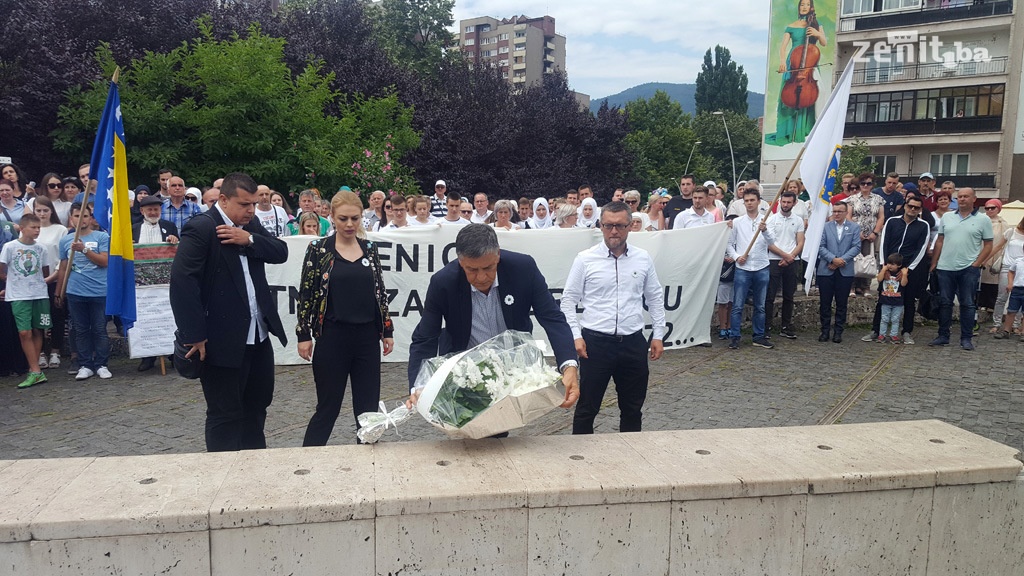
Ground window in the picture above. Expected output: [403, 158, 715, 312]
[847, 84, 1004, 123]
[865, 155, 898, 175]
[499, 33, 509, 40]
[499, 46, 509, 54]
[498, 59, 508, 67]
[482, 36, 497, 45]
[479, 24, 491, 32]
[463, 38, 475, 46]
[481, 50, 496, 57]
[465, 25, 474, 32]
[929, 153, 970, 176]
[502, 72, 509, 79]
[515, 32, 526, 38]
[841, 0, 873, 15]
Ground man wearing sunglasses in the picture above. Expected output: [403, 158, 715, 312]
[862, 195, 931, 344]
[561, 201, 665, 434]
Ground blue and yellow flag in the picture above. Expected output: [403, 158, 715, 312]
[89, 81, 136, 331]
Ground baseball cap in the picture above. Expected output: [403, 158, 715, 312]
[435, 180, 446, 188]
[919, 172, 934, 180]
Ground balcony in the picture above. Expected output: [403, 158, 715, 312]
[840, 0, 1013, 31]
[840, 56, 1008, 85]
[844, 115, 1002, 137]
[512, 62, 526, 70]
[544, 54, 556, 63]
[546, 41, 556, 50]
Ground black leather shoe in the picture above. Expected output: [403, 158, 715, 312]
[832, 334, 843, 343]
[137, 357, 156, 372]
[818, 332, 829, 342]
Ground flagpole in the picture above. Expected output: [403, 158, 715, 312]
[58, 67, 120, 302]
[740, 144, 808, 259]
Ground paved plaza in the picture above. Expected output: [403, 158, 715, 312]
[1, 325, 1022, 460]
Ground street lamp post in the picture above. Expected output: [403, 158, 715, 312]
[684, 141, 702, 175]
[737, 160, 755, 182]
[712, 111, 737, 194]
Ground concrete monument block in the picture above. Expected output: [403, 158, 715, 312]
[528, 502, 670, 576]
[803, 487, 932, 576]
[926, 477, 1024, 575]
[0, 458, 94, 542]
[210, 446, 374, 529]
[376, 508, 528, 576]
[0, 542, 31, 576]
[27, 531, 208, 576]
[210, 519, 375, 576]
[670, 495, 806, 576]
[30, 452, 237, 540]
[501, 434, 671, 508]
[374, 439, 526, 517]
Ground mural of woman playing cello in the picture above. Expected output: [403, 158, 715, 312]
[766, 0, 827, 146]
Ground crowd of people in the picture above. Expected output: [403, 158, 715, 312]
[2, 160, 1022, 450]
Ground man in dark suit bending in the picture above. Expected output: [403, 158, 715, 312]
[169, 172, 288, 452]
[408, 224, 579, 410]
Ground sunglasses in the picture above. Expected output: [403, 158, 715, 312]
[461, 210, 472, 215]
[985, 206, 999, 210]
[905, 205, 922, 210]
[47, 182, 62, 189]
[625, 199, 638, 204]
[860, 181, 874, 186]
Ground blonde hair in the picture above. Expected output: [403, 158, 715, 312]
[331, 190, 366, 238]
[298, 212, 321, 236]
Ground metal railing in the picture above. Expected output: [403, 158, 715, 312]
[845, 115, 1002, 137]
[839, 0, 1013, 32]
[838, 56, 1007, 85]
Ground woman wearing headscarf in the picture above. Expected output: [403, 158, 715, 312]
[576, 197, 599, 229]
[525, 197, 552, 229]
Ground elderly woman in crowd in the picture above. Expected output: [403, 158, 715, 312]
[295, 191, 394, 446]
[554, 203, 579, 229]
[524, 197, 552, 229]
[490, 199, 519, 230]
[847, 172, 886, 296]
[993, 215, 1024, 335]
[979, 200, 1009, 327]
[363, 190, 386, 231]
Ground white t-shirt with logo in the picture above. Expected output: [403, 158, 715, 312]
[0, 240, 50, 301]
[255, 205, 291, 238]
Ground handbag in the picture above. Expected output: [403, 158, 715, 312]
[172, 330, 203, 380]
[720, 261, 735, 282]
[853, 243, 879, 279]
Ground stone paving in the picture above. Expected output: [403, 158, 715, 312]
[1, 323, 1022, 460]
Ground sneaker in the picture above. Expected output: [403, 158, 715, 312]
[861, 332, 878, 342]
[718, 329, 729, 340]
[994, 330, 1009, 340]
[48, 353, 60, 368]
[17, 372, 46, 389]
[928, 337, 950, 347]
[75, 367, 95, 381]
[876, 335, 886, 344]
[902, 333, 915, 345]
[890, 336, 901, 344]
[752, 337, 775, 349]
[728, 338, 740, 350]
[38, 354, 48, 369]
[96, 366, 112, 379]
[67, 360, 80, 375]
[960, 339, 975, 351]
[780, 327, 797, 339]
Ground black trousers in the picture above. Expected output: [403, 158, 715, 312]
[200, 337, 275, 452]
[818, 272, 854, 335]
[303, 321, 381, 446]
[572, 329, 649, 435]
[766, 260, 797, 331]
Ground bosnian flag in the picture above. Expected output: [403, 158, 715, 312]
[89, 81, 136, 331]
[800, 65, 855, 294]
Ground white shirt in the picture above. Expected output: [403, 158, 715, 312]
[0, 240, 50, 301]
[470, 210, 493, 224]
[727, 213, 776, 272]
[674, 207, 716, 229]
[438, 217, 471, 226]
[215, 203, 267, 345]
[255, 205, 290, 238]
[408, 216, 438, 227]
[765, 210, 804, 260]
[380, 220, 411, 229]
[138, 220, 165, 244]
[727, 198, 770, 218]
[835, 221, 845, 242]
[560, 242, 667, 340]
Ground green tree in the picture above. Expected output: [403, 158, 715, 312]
[838, 139, 876, 178]
[694, 45, 748, 116]
[623, 90, 701, 192]
[53, 20, 420, 195]
[371, 0, 456, 76]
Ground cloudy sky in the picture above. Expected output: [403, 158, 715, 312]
[452, 0, 772, 99]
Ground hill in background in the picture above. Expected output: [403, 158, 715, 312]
[590, 82, 765, 118]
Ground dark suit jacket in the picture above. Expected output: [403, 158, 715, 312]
[132, 219, 179, 243]
[169, 209, 288, 368]
[816, 220, 862, 277]
[408, 249, 576, 389]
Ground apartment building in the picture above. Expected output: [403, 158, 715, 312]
[835, 0, 1024, 199]
[458, 15, 566, 88]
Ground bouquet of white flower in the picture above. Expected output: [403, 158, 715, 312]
[413, 330, 564, 439]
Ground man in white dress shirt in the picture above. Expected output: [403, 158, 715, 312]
[673, 186, 717, 229]
[470, 193, 493, 223]
[561, 201, 666, 434]
[764, 190, 805, 339]
[727, 187, 781, 350]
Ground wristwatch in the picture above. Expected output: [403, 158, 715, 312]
[82, 245, 92, 254]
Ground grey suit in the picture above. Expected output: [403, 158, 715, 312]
[817, 219, 862, 338]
